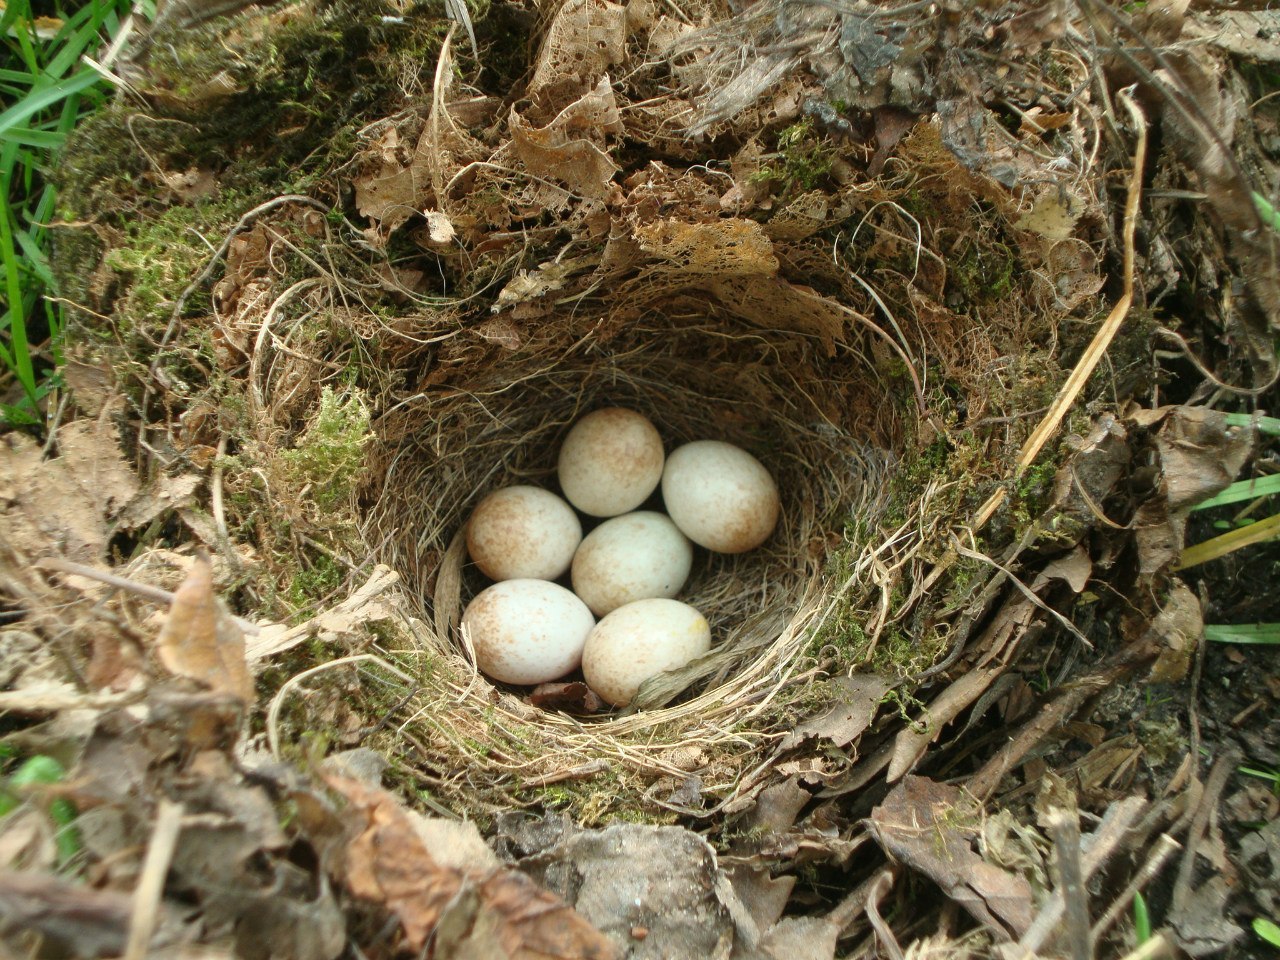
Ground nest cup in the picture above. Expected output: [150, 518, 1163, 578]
[363, 308, 899, 777]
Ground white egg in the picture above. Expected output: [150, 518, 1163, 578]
[462, 579, 595, 685]
[571, 511, 693, 616]
[466, 486, 582, 582]
[582, 598, 711, 707]
[558, 408, 664, 517]
[661, 441, 779, 553]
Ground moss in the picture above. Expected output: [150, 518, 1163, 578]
[287, 552, 345, 610]
[279, 386, 374, 510]
[949, 234, 1017, 307]
[750, 118, 837, 198]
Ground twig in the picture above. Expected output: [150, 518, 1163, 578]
[1115, 933, 1171, 960]
[0, 686, 144, 713]
[1091, 834, 1181, 944]
[1019, 796, 1147, 953]
[123, 800, 183, 960]
[34, 556, 260, 635]
[1172, 748, 1238, 911]
[520, 760, 609, 789]
[972, 88, 1146, 531]
[1047, 809, 1093, 960]
[827, 862, 899, 935]
[865, 869, 906, 960]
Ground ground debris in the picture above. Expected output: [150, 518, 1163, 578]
[498, 815, 841, 960]
[298, 776, 614, 959]
[866, 777, 1033, 941]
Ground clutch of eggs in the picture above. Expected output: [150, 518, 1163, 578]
[460, 408, 781, 703]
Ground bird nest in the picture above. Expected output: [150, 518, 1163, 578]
[351, 288, 966, 816]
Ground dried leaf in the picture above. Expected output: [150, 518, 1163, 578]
[779, 673, 892, 751]
[0, 871, 135, 958]
[0, 422, 139, 564]
[425, 209, 457, 244]
[155, 555, 253, 702]
[508, 76, 623, 205]
[1141, 579, 1202, 683]
[529, 681, 604, 713]
[246, 564, 399, 663]
[866, 777, 1034, 940]
[322, 776, 614, 959]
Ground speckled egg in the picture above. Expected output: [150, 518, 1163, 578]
[557, 408, 665, 517]
[571, 511, 693, 616]
[466, 486, 582, 582]
[462, 579, 595, 685]
[661, 441, 779, 553]
[582, 598, 711, 708]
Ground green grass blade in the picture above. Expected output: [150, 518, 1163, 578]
[1204, 623, 1280, 645]
[1133, 891, 1152, 945]
[1178, 511, 1280, 569]
[0, 68, 101, 140]
[1224, 412, 1280, 436]
[1192, 474, 1280, 512]
[1, 127, 66, 148]
[1253, 192, 1280, 234]
[0, 197, 36, 403]
[1256, 918, 1280, 947]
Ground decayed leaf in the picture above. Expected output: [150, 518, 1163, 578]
[246, 564, 399, 663]
[865, 776, 1033, 940]
[779, 673, 892, 751]
[155, 554, 253, 702]
[323, 776, 614, 959]
[506, 76, 624, 207]
[1141, 579, 1202, 683]
[0, 871, 137, 958]
[0, 422, 139, 564]
[1130, 406, 1253, 581]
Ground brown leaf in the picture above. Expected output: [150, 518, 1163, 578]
[0, 421, 139, 564]
[865, 776, 1033, 940]
[779, 673, 892, 751]
[529, 681, 603, 713]
[324, 776, 614, 959]
[888, 666, 1006, 781]
[155, 554, 253, 702]
[1130, 406, 1253, 581]
[0, 871, 134, 958]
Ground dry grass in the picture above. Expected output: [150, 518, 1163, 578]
[354, 306, 918, 813]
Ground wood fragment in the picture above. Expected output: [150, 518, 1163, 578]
[1172, 749, 1238, 911]
[123, 800, 183, 960]
[1091, 834, 1181, 944]
[1046, 809, 1092, 960]
[1019, 796, 1146, 953]
[865, 869, 905, 960]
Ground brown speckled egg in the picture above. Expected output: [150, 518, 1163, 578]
[558, 408, 664, 517]
[466, 486, 582, 581]
[661, 441, 779, 553]
[571, 511, 692, 616]
[582, 598, 711, 707]
[462, 579, 595, 685]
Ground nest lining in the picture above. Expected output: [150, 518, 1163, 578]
[363, 310, 899, 746]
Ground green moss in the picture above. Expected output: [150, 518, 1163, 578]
[279, 386, 374, 510]
[287, 552, 344, 610]
[949, 234, 1017, 306]
[750, 118, 836, 196]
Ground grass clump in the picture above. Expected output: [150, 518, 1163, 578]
[1, 0, 152, 426]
